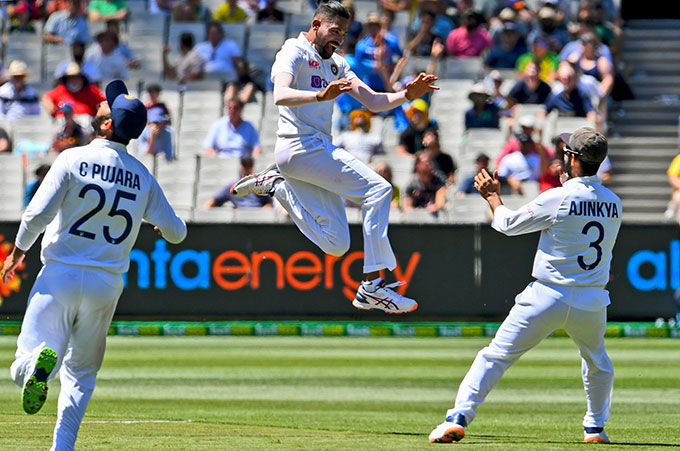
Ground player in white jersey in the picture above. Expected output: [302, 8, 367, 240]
[0, 80, 187, 451]
[231, 0, 438, 313]
[429, 127, 621, 445]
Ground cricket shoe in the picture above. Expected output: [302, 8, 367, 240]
[23, 348, 58, 415]
[352, 280, 418, 314]
[584, 427, 610, 444]
[429, 413, 467, 443]
[230, 163, 283, 197]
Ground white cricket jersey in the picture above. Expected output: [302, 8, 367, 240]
[16, 139, 187, 274]
[271, 32, 356, 138]
[492, 175, 621, 295]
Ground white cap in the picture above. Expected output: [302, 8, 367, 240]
[518, 115, 536, 128]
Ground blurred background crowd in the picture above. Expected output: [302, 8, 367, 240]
[2, 0, 674, 224]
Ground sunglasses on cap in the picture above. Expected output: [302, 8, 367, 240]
[563, 145, 582, 157]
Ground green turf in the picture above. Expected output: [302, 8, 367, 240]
[1, 336, 679, 450]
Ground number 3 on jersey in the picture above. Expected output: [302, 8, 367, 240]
[69, 183, 136, 244]
[578, 220, 604, 270]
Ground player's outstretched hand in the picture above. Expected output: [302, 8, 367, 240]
[405, 72, 439, 100]
[316, 79, 353, 102]
[474, 169, 501, 199]
[1, 247, 25, 285]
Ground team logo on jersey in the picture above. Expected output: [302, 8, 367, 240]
[308, 60, 320, 69]
[330, 63, 338, 75]
[311, 75, 329, 88]
[0, 234, 26, 307]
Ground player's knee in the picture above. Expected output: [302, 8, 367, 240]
[368, 179, 392, 204]
[322, 231, 350, 257]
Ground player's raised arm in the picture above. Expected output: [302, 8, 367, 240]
[349, 72, 439, 113]
[273, 72, 352, 106]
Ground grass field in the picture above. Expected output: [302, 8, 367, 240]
[1, 336, 679, 450]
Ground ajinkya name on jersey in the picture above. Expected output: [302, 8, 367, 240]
[79, 162, 141, 190]
[568, 201, 619, 218]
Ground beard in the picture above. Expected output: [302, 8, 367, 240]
[319, 41, 337, 59]
[91, 113, 111, 136]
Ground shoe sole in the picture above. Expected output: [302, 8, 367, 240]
[351, 299, 418, 314]
[230, 163, 278, 196]
[584, 437, 609, 444]
[23, 348, 58, 415]
[429, 425, 465, 443]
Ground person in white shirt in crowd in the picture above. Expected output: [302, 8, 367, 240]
[334, 109, 384, 163]
[0, 80, 186, 451]
[430, 127, 621, 445]
[193, 21, 255, 103]
[203, 97, 260, 158]
[0, 60, 40, 122]
[84, 30, 129, 82]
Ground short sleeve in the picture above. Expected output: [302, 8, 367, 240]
[340, 57, 356, 81]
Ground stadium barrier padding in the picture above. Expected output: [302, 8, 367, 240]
[2, 222, 680, 321]
[0, 321, 679, 338]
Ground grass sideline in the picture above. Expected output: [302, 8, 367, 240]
[1, 336, 679, 450]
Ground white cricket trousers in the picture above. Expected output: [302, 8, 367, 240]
[449, 281, 613, 429]
[10, 262, 123, 451]
[274, 135, 397, 273]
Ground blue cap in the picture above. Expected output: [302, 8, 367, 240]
[105, 80, 147, 143]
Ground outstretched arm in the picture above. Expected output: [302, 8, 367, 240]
[273, 72, 352, 107]
[349, 72, 439, 113]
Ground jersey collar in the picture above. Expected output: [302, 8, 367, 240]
[299, 32, 322, 59]
[563, 175, 601, 186]
[91, 137, 129, 153]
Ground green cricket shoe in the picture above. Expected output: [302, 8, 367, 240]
[22, 348, 58, 415]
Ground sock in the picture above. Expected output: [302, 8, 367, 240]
[362, 277, 382, 292]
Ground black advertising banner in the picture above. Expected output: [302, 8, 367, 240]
[1, 222, 679, 320]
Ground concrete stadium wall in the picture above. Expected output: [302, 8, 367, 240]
[1, 222, 678, 321]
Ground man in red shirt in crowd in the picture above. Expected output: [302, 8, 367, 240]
[42, 63, 105, 118]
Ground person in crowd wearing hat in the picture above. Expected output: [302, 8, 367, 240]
[43, 0, 90, 45]
[49, 103, 89, 154]
[445, 9, 493, 58]
[88, 0, 128, 22]
[173, 0, 212, 22]
[203, 97, 260, 158]
[194, 21, 256, 103]
[138, 106, 173, 160]
[213, 0, 248, 23]
[256, 0, 284, 22]
[54, 42, 103, 84]
[42, 63, 106, 118]
[430, 127, 619, 445]
[0, 60, 40, 122]
[334, 109, 384, 164]
[23, 164, 51, 207]
[527, 5, 569, 53]
[497, 128, 552, 194]
[397, 98, 438, 156]
[204, 156, 273, 210]
[515, 36, 559, 83]
[403, 152, 447, 215]
[507, 60, 551, 107]
[489, 7, 529, 42]
[163, 32, 205, 84]
[540, 64, 599, 127]
[3, 80, 186, 451]
[84, 30, 129, 82]
[457, 153, 490, 196]
[495, 115, 544, 164]
[464, 83, 500, 129]
[355, 12, 402, 93]
[484, 21, 527, 69]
